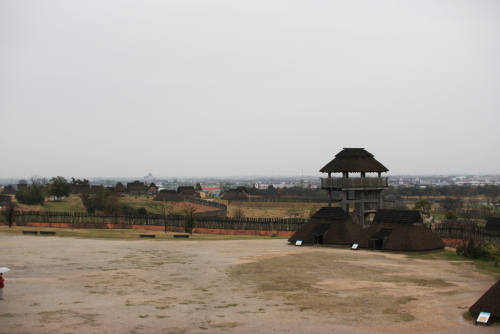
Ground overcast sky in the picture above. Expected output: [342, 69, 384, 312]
[1, 0, 499, 179]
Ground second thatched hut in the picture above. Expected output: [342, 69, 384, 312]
[353, 209, 445, 252]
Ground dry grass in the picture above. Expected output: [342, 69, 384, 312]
[227, 202, 326, 218]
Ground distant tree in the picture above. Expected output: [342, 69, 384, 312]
[414, 200, 431, 218]
[195, 183, 202, 191]
[71, 178, 89, 185]
[137, 207, 147, 215]
[1, 202, 19, 227]
[45, 176, 72, 201]
[182, 203, 197, 235]
[231, 205, 246, 219]
[445, 211, 459, 220]
[80, 187, 120, 213]
[484, 185, 500, 209]
[441, 197, 462, 212]
[15, 176, 46, 206]
[148, 200, 175, 233]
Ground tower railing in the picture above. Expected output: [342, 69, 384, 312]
[321, 177, 388, 189]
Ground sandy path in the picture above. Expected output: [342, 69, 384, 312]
[0, 235, 497, 334]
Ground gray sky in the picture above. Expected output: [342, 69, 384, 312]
[1, 0, 499, 178]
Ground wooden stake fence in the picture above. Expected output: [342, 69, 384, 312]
[0, 211, 306, 232]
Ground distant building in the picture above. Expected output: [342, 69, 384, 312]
[1, 186, 16, 195]
[177, 186, 195, 198]
[201, 186, 221, 196]
[147, 183, 159, 195]
[127, 181, 146, 195]
[114, 182, 127, 194]
[153, 190, 183, 202]
[17, 180, 28, 190]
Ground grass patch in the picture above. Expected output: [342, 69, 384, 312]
[406, 250, 500, 277]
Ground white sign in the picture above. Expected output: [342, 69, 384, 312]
[295, 240, 302, 246]
[477, 312, 490, 324]
[352, 244, 359, 250]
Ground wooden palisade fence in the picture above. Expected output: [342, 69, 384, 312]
[433, 221, 500, 243]
[0, 211, 307, 232]
[229, 197, 330, 203]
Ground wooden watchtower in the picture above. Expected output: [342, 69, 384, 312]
[320, 148, 389, 227]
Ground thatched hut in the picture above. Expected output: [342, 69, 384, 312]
[469, 280, 500, 318]
[114, 182, 127, 193]
[147, 183, 159, 195]
[72, 184, 91, 194]
[153, 190, 183, 202]
[177, 186, 195, 198]
[221, 189, 249, 202]
[288, 207, 363, 246]
[1, 185, 16, 195]
[127, 181, 145, 195]
[485, 217, 500, 231]
[354, 209, 445, 252]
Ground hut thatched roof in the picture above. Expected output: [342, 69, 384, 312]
[485, 217, 500, 231]
[127, 180, 146, 193]
[354, 210, 445, 252]
[72, 184, 92, 194]
[114, 182, 127, 192]
[153, 190, 183, 202]
[288, 207, 363, 245]
[372, 209, 423, 224]
[320, 148, 388, 173]
[1, 185, 17, 195]
[177, 186, 195, 196]
[221, 189, 249, 201]
[469, 280, 500, 317]
[147, 183, 159, 194]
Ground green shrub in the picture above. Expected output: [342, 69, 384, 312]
[445, 211, 459, 220]
[15, 187, 45, 205]
[456, 240, 500, 265]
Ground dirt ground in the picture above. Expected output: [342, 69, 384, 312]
[0, 235, 498, 334]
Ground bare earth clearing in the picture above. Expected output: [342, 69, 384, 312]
[0, 235, 498, 334]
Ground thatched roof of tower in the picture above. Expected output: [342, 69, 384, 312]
[469, 280, 500, 317]
[1, 185, 17, 195]
[320, 148, 388, 173]
[485, 217, 500, 231]
[153, 190, 183, 202]
[288, 207, 363, 245]
[354, 210, 445, 252]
